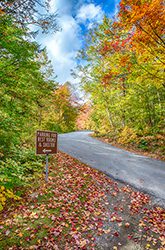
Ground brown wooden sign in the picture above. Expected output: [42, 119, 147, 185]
[36, 130, 58, 155]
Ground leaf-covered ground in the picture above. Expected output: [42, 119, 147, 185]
[0, 152, 164, 250]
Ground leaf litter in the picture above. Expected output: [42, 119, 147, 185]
[0, 152, 164, 249]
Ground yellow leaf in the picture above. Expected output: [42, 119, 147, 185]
[1, 186, 5, 191]
[18, 232, 23, 237]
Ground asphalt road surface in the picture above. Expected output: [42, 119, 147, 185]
[58, 131, 165, 205]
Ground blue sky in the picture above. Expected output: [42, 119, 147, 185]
[38, 0, 120, 84]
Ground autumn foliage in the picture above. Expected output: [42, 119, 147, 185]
[0, 14, 78, 211]
[77, 0, 165, 154]
[76, 103, 92, 130]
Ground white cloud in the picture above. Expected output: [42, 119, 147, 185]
[49, 0, 72, 14]
[40, 1, 104, 84]
[44, 14, 82, 83]
[76, 3, 104, 24]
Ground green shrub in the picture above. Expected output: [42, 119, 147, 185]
[138, 139, 148, 150]
[0, 147, 43, 195]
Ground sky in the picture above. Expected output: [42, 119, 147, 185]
[38, 0, 120, 84]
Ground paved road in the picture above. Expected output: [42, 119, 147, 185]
[58, 131, 165, 205]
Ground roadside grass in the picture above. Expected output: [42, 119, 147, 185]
[0, 152, 164, 249]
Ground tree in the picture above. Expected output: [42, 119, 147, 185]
[76, 103, 92, 130]
[76, 10, 164, 138]
[118, 0, 165, 87]
[42, 83, 78, 133]
[0, 0, 59, 33]
[0, 14, 55, 157]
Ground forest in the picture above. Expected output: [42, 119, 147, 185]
[0, 1, 165, 249]
[77, 0, 165, 157]
[0, 0, 164, 210]
[0, 1, 78, 210]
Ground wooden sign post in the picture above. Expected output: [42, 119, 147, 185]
[36, 130, 58, 182]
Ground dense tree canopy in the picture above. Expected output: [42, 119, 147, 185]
[0, 9, 78, 207]
[42, 83, 78, 133]
[77, 0, 165, 148]
[0, 15, 79, 158]
[0, 14, 55, 156]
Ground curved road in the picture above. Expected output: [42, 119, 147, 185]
[58, 131, 165, 205]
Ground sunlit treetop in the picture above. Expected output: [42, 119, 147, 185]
[118, 0, 165, 52]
